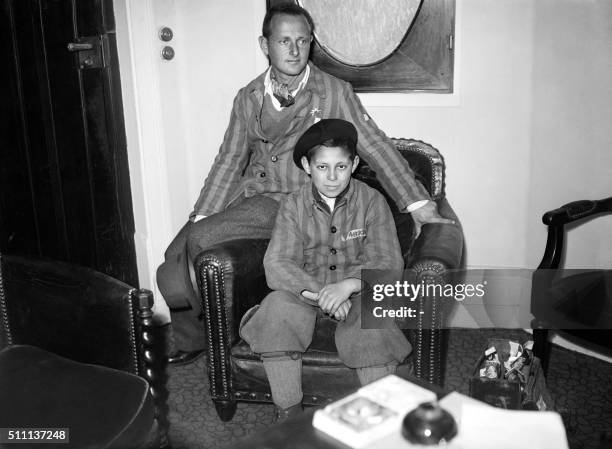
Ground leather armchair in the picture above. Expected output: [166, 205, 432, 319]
[195, 139, 464, 421]
[0, 254, 171, 448]
[531, 197, 612, 374]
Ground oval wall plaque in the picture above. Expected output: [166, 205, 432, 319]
[298, 0, 422, 66]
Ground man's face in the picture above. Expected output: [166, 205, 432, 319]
[260, 14, 312, 83]
[301, 146, 359, 199]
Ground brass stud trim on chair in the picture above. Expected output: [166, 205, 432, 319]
[199, 257, 234, 401]
[411, 262, 447, 385]
[212, 268, 230, 392]
[393, 139, 445, 200]
[200, 265, 216, 390]
[0, 255, 13, 346]
[126, 288, 140, 375]
[200, 263, 217, 394]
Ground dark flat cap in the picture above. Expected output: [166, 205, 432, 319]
[293, 119, 358, 168]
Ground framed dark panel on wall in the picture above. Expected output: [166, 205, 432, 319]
[267, 0, 455, 93]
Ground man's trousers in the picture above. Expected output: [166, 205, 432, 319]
[156, 195, 280, 352]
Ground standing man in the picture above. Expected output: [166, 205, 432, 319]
[157, 3, 452, 364]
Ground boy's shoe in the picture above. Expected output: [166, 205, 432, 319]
[274, 403, 304, 422]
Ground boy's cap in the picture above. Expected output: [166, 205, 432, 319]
[293, 119, 358, 168]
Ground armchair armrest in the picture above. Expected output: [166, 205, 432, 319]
[408, 198, 463, 270]
[539, 196, 612, 269]
[194, 238, 270, 416]
[401, 199, 463, 386]
[195, 239, 270, 346]
[543, 196, 612, 226]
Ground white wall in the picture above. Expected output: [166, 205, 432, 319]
[527, 0, 612, 269]
[149, 0, 271, 237]
[115, 0, 612, 313]
[367, 0, 536, 269]
[115, 0, 174, 318]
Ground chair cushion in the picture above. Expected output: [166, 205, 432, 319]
[534, 271, 612, 329]
[0, 345, 154, 449]
[231, 339, 414, 402]
[534, 270, 612, 354]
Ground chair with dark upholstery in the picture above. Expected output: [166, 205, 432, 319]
[0, 254, 171, 449]
[531, 196, 612, 374]
[195, 139, 464, 421]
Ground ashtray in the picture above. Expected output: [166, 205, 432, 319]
[401, 401, 457, 445]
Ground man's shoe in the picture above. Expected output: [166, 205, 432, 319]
[168, 349, 205, 365]
[274, 403, 303, 422]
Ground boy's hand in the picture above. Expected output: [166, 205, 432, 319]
[333, 300, 352, 321]
[303, 288, 351, 320]
[301, 290, 319, 301]
[317, 278, 360, 316]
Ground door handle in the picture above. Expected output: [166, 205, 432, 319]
[66, 37, 107, 69]
[67, 42, 94, 52]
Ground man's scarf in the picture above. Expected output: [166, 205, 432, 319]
[270, 75, 296, 107]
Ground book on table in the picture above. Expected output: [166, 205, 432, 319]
[311, 375, 437, 448]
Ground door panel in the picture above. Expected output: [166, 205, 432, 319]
[0, 0, 138, 286]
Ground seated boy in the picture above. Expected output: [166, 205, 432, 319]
[240, 119, 411, 420]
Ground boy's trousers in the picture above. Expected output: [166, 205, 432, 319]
[240, 290, 411, 368]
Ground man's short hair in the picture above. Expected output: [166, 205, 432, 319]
[262, 4, 315, 38]
[305, 138, 357, 164]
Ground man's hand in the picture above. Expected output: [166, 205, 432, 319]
[410, 200, 455, 239]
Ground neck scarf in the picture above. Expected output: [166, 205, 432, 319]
[270, 73, 297, 107]
[265, 65, 310, 110]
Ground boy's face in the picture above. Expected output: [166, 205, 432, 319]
[301, 146, 359, 198]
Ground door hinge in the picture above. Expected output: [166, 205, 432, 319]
[67, 35, 109, 70]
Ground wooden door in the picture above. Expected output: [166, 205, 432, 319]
[0, 0, 138, 286]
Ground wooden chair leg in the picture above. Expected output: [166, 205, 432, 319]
[136, 289, 172, 448]
[532, 327, 550, 376]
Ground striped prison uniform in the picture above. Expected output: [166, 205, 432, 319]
[191, 62, 429, 219]
[240, 179, 411, 368]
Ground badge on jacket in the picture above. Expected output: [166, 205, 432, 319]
[342, 228, 366, 241]
[310, 108, 322, 124]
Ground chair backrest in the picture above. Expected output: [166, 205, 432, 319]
[0, 253, 141, 375]
[531, 197, 612, 332]
[354, 138, 446, 213]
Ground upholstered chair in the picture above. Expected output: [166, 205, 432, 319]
[0, 254, 171, 448]
[195, 139, 464, 421]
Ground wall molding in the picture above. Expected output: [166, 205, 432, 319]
[114, 0, 172, 321]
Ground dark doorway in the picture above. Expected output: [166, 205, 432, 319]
[0, 0, 138, 286]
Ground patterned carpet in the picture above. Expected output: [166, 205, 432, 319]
[165, 329, 612, 449]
